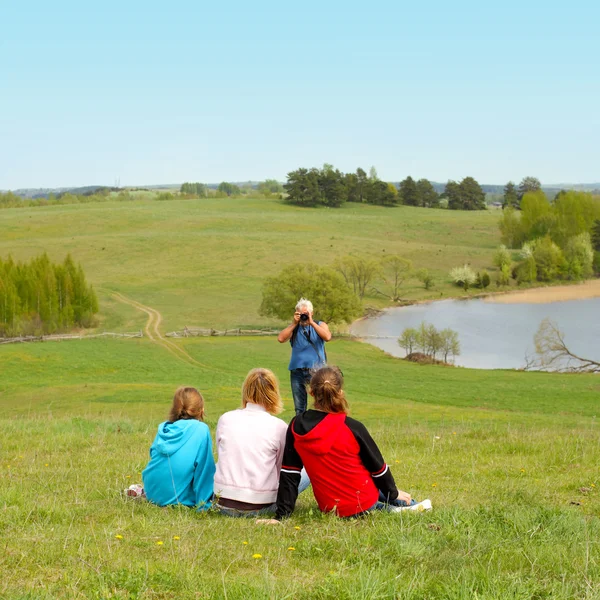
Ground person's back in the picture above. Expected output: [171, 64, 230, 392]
[290, 410, 380, 516]
[214, 402, 287, 505]
[142, 386, 215, 509]
[214, 368, 288, 515]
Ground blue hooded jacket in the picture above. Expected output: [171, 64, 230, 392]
[142, 419, 215, 509]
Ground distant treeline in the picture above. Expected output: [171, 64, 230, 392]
[0, 253, 98, 337]
[284, 164, 487, 210]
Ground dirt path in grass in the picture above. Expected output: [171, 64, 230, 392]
[484, 279, 600, 304]
[111, 292, 211, 369]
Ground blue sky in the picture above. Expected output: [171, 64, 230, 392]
[1, 0, 598, 188]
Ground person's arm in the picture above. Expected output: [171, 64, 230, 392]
[308, 316, 332, 342]
[274, 420, 304, 520]
[193, 425, 216, 510]
[345, 417, 410, 504]
[278, 312, 301, 343]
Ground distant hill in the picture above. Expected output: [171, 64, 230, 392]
[3, 180, 599, 199]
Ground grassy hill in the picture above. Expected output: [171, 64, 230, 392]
[0, 196, 501, 331]
[1, 197, 598, 598]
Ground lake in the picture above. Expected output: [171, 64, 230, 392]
[349, 296, 600, 370]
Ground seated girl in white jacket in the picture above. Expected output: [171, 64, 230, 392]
[214, 368, 309, 517]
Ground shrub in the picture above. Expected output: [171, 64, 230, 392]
[564, 233, 594, 280]
[416, 268, 434, 290]
[532, 237, 567, 282]
[450, 265, 477, 290]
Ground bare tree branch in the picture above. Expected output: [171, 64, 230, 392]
[525, 319, 600, 373]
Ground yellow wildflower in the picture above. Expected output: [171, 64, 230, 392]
[252, 553, 262, 559]
[173, 536, 180, 540]
[156, 541, 163, 546]
[115, 534, 123, 540]
[294, 526, 301, 530]
[287, 547, 295, 551]
[242, 541, 248, 545]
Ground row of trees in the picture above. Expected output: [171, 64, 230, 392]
[444, 178, 486, 210]
[0, 254, 98, 337]
[285, 165, 398, 207]
[502, 177, 543, 209]
[398, 322, 460, 363]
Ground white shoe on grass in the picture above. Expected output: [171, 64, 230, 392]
[391, 498, 432, 513]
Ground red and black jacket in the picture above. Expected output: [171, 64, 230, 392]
[275, 410, 399, 518]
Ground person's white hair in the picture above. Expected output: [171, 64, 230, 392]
[295, 298, 313, 313]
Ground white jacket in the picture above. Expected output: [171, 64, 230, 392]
[214, 403, 288, 504]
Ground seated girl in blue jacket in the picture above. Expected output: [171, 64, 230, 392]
[142, 386, 215, 509]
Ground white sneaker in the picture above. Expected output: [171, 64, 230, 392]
[390, 498, 432, 513]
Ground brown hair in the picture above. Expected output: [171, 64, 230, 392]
[242, 368, 283, 415]
[168, 386, 205, 422]
[310, 366, 348, 414]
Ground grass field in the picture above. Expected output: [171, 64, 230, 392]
[1, 197, 599, 599]
[0, 197, 501, 331]
[1, 336, 599, 599]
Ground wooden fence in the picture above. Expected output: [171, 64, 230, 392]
[165, 327, 280, 338]
[0, 331, 143, 345]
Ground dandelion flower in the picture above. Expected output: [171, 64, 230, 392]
[294, 526, 301, 530]
[432, 483, 437, 488]
[520, 469, 525, 473]
[115, 534, 123, 539]
[287, 547, 295, 551]
[591, 484, 596, 488]
[126, 475, 131, 478]
[45, 464, 49, 467]
[452, 432, 456, 435]
[242, 541, 248, 545]
[252, 553, 262, 559]
[173, 536, 180, 540]
[156, 541, 163, 546]
[394, 460, 400, 464]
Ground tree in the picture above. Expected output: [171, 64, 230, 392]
[374, 255, 412, 301]
[366, 179, 398, 206]
[318, 165, 347, 207]
[180, 182, 207, 196]
[476, 270, 491, 288]
[356, 168, 368, 203]
[520, 190, 553, 240]
[258, 179, 283, 194]
[416, 179, 439, 208]
[218, 182, 241, 196]
[416, 322, 443, 359]
[502, 181, 519, 209]
[439, 328, 460, 362]
[551, 191, 600, 248]
[398, 327, 419, 355]
[444, 180, 462, 210]
[345, 172, 360, 203]
[449, 265, 477, 290]
[458, 177, 486, 210]
[592, 219, 600, 251]
[369, 166, 378, 181]
[531, 237, 567, 281]
[416, 268, 434, 290]
[518, 176, 541, 201]
[499, 207, 525, 248]
[564, 233, 594, 280]
[526, 318, 600, 373]
[398, 176, 419, 206]
[493, 245, 512, 271]
[259, 263, 362, 324]
[284, 168, 320, 206]
[333, 256, 381, 299]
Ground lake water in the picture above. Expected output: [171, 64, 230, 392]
[349, 297, 600, 370]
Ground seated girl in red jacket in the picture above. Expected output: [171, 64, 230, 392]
[267, 366, 431, 520]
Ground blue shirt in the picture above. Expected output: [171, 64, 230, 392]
[288, 322, 326, 370]
[142, 419, 215, 509]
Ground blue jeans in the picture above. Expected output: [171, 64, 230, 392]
[369, 492, 417, 512]
[290, 368, 312, 414]
[217, 469, 311, 518]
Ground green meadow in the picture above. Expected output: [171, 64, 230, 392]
[1, 197, 599, 599]
[0, 196, 500, 331]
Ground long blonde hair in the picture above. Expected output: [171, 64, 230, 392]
[168, 386, 205, 422]
[310, 366, 348, 414]
[242, 368, 283, 415]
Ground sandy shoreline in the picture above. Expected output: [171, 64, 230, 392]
[484, 279, 600, 304]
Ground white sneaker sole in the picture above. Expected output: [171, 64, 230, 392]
[390, 498, 432, 513]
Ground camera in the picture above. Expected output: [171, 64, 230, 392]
[300, 313, 309, 322]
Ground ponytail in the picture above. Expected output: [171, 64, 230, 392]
[309, 366, 348, 414]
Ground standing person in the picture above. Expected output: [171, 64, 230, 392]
[277, 298, 332, 415]
[142, 386, 215, 510]
[260, 366, 431, 522]
[214, 368, 309, 517]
